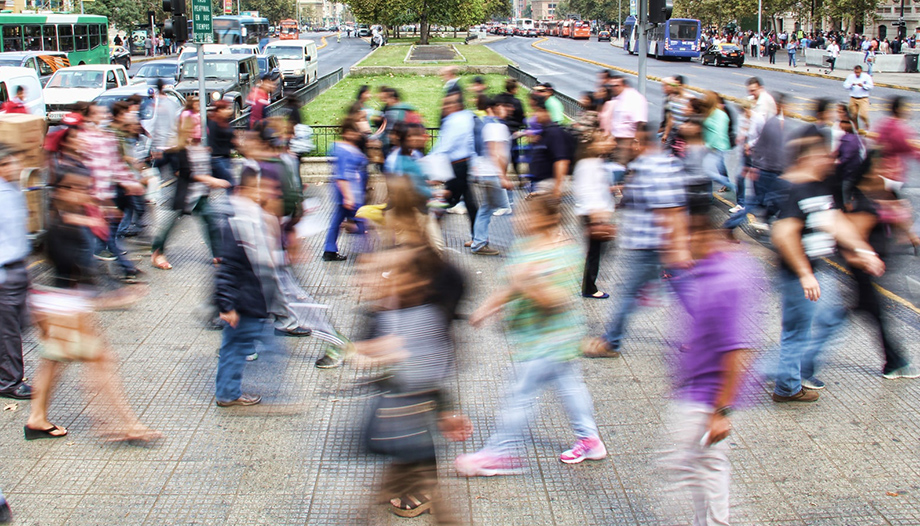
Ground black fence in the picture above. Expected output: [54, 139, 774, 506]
[304, 126, 442, 157]
[507, 64, 581, 119]
[231, 67, 345, 129]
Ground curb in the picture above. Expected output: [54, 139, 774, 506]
[742, 61, 920, 94]
[530, 38, 816, 123]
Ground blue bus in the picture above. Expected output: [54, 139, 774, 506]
[628, 18, 701, 60]
[213, 15, 270, 45]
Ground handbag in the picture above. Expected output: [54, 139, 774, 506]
[364, 375, 439, 462]
[588, 222, 617, 242]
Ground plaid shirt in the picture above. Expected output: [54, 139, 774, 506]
[618, 152, 686, 250]
[84, 126, 132, 201]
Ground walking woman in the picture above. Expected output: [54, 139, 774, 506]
[573, 127, 615, 299]
[151, 97, 229, 270]
[699, 91, 735, 194]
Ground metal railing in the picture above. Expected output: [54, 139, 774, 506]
[507, 64, 581, 119]
[304, 126, 442, 157]
[231, 67, 344, 129]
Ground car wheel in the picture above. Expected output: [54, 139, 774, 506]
[126, 57, 131, 69]
[233, 101, 241, 120]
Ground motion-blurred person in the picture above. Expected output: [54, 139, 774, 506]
[745, 77, 777, 120]
[741, 93, 789, 232]
[151, 78, 181, 178]
[771, 136, 886, 402]
[700, 91, 736, 194]
[214, 167, 281, 407]
[150, 101, 229, 270]
[430, 92, 478, 243]
[248, 73, 276, 130]
[456, 194, 607, 476]
[0, 85, 28, 114]
[324, 117, 368, 261]
[111, 100, 150, 240]
[0, 143, 31, 401]
[607, 76, 648, 165]
[873, 97, 920, 215]
[528, 96, 574, 198]
[584, 125, 687, 358]
[573, 131, 616, 299]
[440, 66, 462, 100]
[535, 83, 564, 124]
[844, 150, 919, 379]
[378, 87, 420, 157]
[208, 99, 237, 185]
[727, 100, 765, 216]
[662, 213, 762, 526]
[0, 488, 9, 522]
[495, 78, 526, 178]
[660, 75, 693, 156]
[26, 161, 159, 442]
[470, 97, 513, 256]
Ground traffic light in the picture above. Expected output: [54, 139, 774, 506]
[648, 0, 673, 24]
[163, 0, 186, 16]
[163, 0, 187, 41]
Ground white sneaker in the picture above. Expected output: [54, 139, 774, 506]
[446, 202, 467, 215]
[729, 205, 744, 214]
[749, 221, 769, 232]
[493, 207, 512, 216]
[883, 365, 920, 379]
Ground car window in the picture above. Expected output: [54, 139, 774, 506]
[36, 57, 54, 76]
[46, 70, 104, 89]
[117, 69, 127, 85]
[24, 57, 35, 71]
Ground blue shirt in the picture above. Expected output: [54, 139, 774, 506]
[431, 110, 475, 162]
[329, 142, 368, 206]
[0, 177, 29, 284]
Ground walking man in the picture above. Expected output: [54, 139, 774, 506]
[430, 92, 478, 242]
[470, 98, 513, 256]
[0, 143, 31, 401]
[844, 65, 873, 132]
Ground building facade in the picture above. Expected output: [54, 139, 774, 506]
[532, 0, 557, 20]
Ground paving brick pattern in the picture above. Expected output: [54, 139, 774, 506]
[3, 182, 920, 525]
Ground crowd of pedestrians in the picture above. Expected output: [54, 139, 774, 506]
[1, 57, 920, 523]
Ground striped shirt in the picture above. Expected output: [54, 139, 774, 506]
[619, 153, 686, 250]
[376, 304, 455, 393]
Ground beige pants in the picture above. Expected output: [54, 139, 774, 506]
[849, 97, 870, 128]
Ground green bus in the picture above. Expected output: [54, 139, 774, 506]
[0, 14, 109, 65]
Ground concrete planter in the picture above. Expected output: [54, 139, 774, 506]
[804, 48, 916, 73]
[349, 65, 510, 76]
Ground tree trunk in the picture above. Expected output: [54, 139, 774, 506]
[420, 14, 430, 45]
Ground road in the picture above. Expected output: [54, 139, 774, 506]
[127, 33, 372, 79]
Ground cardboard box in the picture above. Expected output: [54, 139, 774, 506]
[0, 113, 46, 152]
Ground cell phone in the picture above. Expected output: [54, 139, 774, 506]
[699, 431, 711, 448]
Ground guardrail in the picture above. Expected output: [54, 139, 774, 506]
[507, 64, 581, 119]
[231, 67, 344, 129]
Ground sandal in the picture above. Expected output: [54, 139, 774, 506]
[103, 427, 163, 444]
[390, 493, 432, 518]
[582, 291, 610, 299]
[581, 337, 621, 359]
[151, 252, 172, 270]
[24, 424, 68, 440]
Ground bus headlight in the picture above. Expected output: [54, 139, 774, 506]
[211, 91, 221, 101]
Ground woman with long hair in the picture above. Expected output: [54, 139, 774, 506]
[699, 90, 736, 194]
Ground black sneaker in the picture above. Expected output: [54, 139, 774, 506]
[323, 251, 347, 262]
[0, 499, 11, 523]
[315, 353, 344, 369]
[94, 250, 117, 261]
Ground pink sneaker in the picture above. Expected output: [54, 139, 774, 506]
[455, 450, 523, 477]
[559, 437, 607, 464]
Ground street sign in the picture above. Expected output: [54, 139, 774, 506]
[192, 0, 212, 43]
[629, 0, 637, 16]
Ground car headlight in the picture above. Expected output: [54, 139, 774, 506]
[211, 91, 221, 101]
[295, 68, 305, 76]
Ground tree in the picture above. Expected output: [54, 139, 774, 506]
[349, 0, 509, 44]
[86, 0, 159, 33]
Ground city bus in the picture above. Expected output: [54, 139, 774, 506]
[628, 18, 701, 59]
[560, 21, 572, 37]
[0, 13, 109, 65]
[279, 19, 298, 40]
[513, 18, 535, 33]
[213, 15, 270, 45]
[571, 20, 590, 39]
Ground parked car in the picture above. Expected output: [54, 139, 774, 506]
[110, 46, 132, 69]
[0, 51, 69, 87]
[93, 84, 185, 138]
[177, 44, 230, 63]
[525, 28, 538, 37]
[175, 55, 258, 118]
[256, 54, 283, 101]
[0, 67, 45, 116]
[131, 60, 179, 88]
[263, 39, 318, 89]
[597, 30, 611, 42]
[358, 26, 371, 37]
[44, 64, 130, 122]
[701, 43, 744, 67]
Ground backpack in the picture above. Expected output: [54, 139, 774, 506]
[473, 115, 496, 157]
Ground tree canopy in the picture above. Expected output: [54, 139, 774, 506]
[348, 0, 510, 43]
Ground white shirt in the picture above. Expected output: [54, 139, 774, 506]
[609, 87, 649, 138]
[474, 121, 511, 177]
[844, 73, 873, 98]
[827, 43, 839, 58]
[573, 157, 615, 216]
[752, 90, 777, 120]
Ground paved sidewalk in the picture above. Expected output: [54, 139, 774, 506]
[3, 184, 920, 525]
[738, 51, 920, 92]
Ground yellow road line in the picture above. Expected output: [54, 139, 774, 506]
[529, 38, 816, 123]
[317, 36, 328, 50]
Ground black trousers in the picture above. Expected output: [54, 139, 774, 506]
[0, 261, 27, 392]
[444, 159, 478, 236]
[581, 217, 608, 296]
[852, 266, 909, 372]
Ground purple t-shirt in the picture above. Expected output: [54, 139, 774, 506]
[674, 250, 762, 406]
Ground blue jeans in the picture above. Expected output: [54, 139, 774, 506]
[471, 175, 509, 252]
[484, 356, 598, 455]
[211, 156, 234, 185]
[96, 220, 137, 275]
[774, 266, 847, 397]
[117, 194, 146, 237]
[703, 150, 736, 194]
[722, 169, 786, 229]
[216, 316, 268, 403]
[603, 249, 663, 347]
[323, 204, 365, 254]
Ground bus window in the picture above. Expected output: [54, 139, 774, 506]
[89, 24, 100, 49]
[101, 24, 107, 45]
[670, 21, 698, 40]
[42, 25, 57, 51]
[75, 24, 88, 51]
[2, 25, 22, 52]
[24, 25, 41, 51]
[58, 25, 74, 52]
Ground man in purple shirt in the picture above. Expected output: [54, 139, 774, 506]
[664, 214, 762, 525]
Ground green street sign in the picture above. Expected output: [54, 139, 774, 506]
[192, 0, 213, 43]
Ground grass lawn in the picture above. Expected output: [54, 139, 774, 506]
[385, 37, 467, 43]
[355, 44, 510, 67]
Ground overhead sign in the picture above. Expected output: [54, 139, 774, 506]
[629, 0, 637, 16]
[192, 0, 213, 43]
[224, 0, 232, 14]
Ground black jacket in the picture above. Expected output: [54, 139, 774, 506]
[215, 220, 269, 319]
[494, 91, 525, 132]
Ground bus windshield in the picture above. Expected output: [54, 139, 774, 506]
[670, 22, 699, 40]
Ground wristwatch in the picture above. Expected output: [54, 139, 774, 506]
[714, 406, 732, 417]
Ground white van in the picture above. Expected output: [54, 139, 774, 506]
[263, 40, 318, 89]
[0, 67, 45, 117]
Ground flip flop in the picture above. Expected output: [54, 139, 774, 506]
[582, 291, 610, 299]
[24, 424, 68, 440]
[151, 254, 172, 270]
[390, 494, 432, 518]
